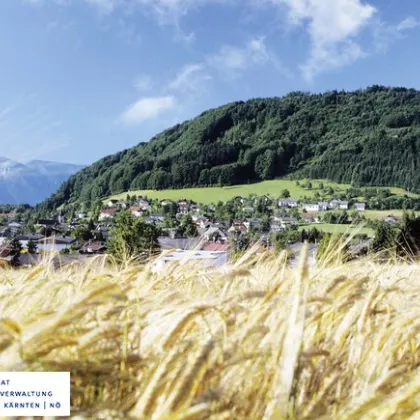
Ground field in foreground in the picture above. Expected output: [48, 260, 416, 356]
[106, 179, 416, 204]
[1, 250, 420, 418]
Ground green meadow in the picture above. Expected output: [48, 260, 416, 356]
[107, 179, 352, 204]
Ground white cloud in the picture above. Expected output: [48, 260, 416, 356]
[24, 0, 71, 4]
[168, 63, 212, 94]
[266, 0, 376, 81]
[208, 45, 247, 73]
[84, 0, 116, 13]
[301, 41, 365, 81]
[207, 37, 289, 78]
[120, 96, 176, 126]
[133, 75, 153, 91]
[396, 16, 420, 32]
[134, 0, 231, 24]
[373, 16, 420, 53]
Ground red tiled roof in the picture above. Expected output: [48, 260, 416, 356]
[101, 209, 117, 215]
[81, 241, 107, 252]
[0, 213, 17, 218]
[0, 246, 11, 258]
[202, 243, 230, 252]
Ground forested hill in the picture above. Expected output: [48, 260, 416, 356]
[39, 86, 420, 212]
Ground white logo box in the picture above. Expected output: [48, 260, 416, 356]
[0, 372, 70, 416]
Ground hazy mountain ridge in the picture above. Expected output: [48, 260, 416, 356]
[0, 157, 85, 205]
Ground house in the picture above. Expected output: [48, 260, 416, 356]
[190, 204, 201, 213]
[18, 253, 42, 268]
[129, 206, 143, 217]
[145, 214, 165, 224]
[0, 245, 14, 267]
[269, 223, 284, 232]
[318, 202, 329, 211]
[303, 203, 321, 212]
[99, 209, 117, 221]
[107, 199, 119, 207]
[177, 200, 190, 214]
[302, 212, 320, 224]
[203, 227, 227, 242]
[202, 242, 229, 252]
[160, 199, 174, 207]
[137, 199, 151, 211]
[384, 215, 402, 224]
[152, 250, 229, 273]
[278, 199, 299, 208]
[95, 225, 111, 240]
[79, 241, 107, 255]
[8, 221, 22, 230]
[259, 195, 272, 204]
[354, 203, 366, 211]
[34, 236, 77, 253]
[0, 245, 11, 258]
[228, 222, 248, 234]
[242, 206, 255, 214]
[277, 217, 298, 228]
[36, 235, 77, 246]
[0, 228, 12, 239]
[194, 217, 210, 229]
[329, 199, 349, 210]
[15, 233, 44, 245]
[37, 219, 58, 228]
[117, 200, 127, 208]
[243, 219, 262, 230]
[158, 237, 201, 250]
[191, 214, 204, 222]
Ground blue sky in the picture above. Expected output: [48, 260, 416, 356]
[1, 0, 420, 164]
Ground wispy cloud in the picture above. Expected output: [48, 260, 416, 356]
[261, 0, 375, 81]
[0, 94, 36, 123]
[17, 137, 71, 162]
[207, 36, 288, 78]
[119, 96, 176, 126]
[134, 0, 228, 24]
[208, 45, 247, 74]
[24, 0, 71, 5]
[133, 74, 153, 91]
[168, 63, 212, 97]
[373, 16, 420, 53]
[396, 16, 420, 31]
[84, 0, 116, 14]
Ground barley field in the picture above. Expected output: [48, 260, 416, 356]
[1, 248, 420, 419]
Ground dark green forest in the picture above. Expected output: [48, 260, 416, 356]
[39, 86, 420, 212]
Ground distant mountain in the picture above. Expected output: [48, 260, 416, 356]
[0, 157, 85, 205]
[39, 86, 420, 212]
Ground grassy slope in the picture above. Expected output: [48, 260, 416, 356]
[106, 179, 352, 203]
[300, 223, 374, 236]
[108, 179, 416, 205]
[2, 251, 420, 418]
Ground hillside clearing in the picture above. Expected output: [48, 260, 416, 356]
[106, 178, 417, 206]
[300, 223, 374, 237]
[107, 179, 352, 204]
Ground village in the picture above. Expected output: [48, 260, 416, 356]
[0, 189, 400, 270]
